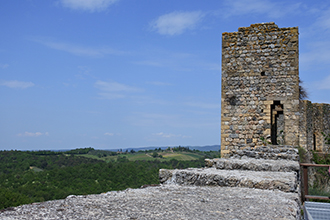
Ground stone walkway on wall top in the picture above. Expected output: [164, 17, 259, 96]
[0, 185, 300, 220]
[160, 166, 298, 193]
[159, 145, 301, 219]
[0, 145, 302, 220]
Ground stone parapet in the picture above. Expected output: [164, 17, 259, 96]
[0, 185, 301, 220]
[159, 167, 298, 193]
[205, 158, 299, 173]
[225, 145, 299, 160]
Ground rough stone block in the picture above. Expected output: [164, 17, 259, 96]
[205, 158, 299, 173]
[159, 168, 298, 193]
[0, 185, 301, 220]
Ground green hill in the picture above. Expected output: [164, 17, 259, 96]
[0, 147, 219, 210]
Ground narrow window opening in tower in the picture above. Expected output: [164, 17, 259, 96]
[271, 101, 284, 145]
[313, 134, 316, 151]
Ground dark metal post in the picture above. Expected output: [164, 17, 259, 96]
[303, 165, 308, 201]
[300, 163, 330, 201]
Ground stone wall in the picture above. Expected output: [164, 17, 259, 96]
[299, 100, 330, 153]
[225, 145, 299, 161]
[299, 100, 313, 153]
[0, 185, 302, 220]
[221, 22, 300, 157]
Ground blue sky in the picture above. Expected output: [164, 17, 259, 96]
[1, 0, 330, 151]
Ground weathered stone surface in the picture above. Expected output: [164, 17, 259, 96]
[220, 22, 330, 157]
[299, 100, 330, 154]
[160, 167, 298, 193]
[205, 158, 299, 173]
[227, 145, 299, 161]
[204, 158, 214, 167]
[221, 22, 300, 156]
[0, 185, 301, 220]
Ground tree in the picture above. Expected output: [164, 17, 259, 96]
[322, 132, 330, 144]
[299, 79, 308, 100]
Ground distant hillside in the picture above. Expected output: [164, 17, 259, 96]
[78, 146, 220, 162]
[0, 147, 219, 210]
[101, 145, 221, 152]
[189, 145, 220, 151]
[43, 145, 221, 153]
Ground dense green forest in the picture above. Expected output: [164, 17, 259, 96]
[0, 147, 219, 210]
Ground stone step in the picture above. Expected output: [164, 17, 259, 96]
[205, 158, 299, 173]
[227, 145, 299, 161]
[159, 168, 299, 193]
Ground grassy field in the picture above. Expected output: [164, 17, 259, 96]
[77, 151, 205, 162]
[161, 152, 200, 160]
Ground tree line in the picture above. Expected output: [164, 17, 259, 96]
[0, 149, 209, 210]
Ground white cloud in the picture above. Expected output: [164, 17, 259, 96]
[153, 132, 190, 138]
[33, 38, 127, 57]
[223, 0, 302, 18]
[150, 11, 204, 36]
[94, 80, 142, 99]
[104, 132, 121, 136]
[146, 81, 173, 86]
[133, 60, 164, 67]
[95, 80, 141, 92]
[0, 80, 34, 89]
[97, 93, 126, 99]
[17, 132, 49, 137]
[0, 63, 9, 69]
[104, 132, 114, 136]
[316, 8, 330, 31]
[60, 0, 118, 12]
[133, 48, 219, 73]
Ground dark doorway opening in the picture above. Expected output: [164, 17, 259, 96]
[271, 101, 284, 145]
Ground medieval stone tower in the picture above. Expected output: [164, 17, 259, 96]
[221, 22, 300, 157]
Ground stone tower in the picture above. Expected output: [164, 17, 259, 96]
[221, 22, 300, 157]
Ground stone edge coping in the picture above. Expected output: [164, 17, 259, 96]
[228, 151, 299, 161]
[0, 185, 301, 220]
[205, 158, 300, 172]
[223, 145, 300, 160]
[159, 168, 298, 193]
